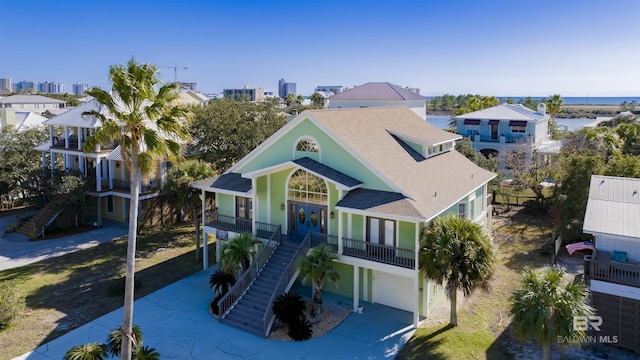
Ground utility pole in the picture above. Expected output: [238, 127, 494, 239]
[160, 63, 187, 84]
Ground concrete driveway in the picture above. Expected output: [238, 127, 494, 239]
[0, 214, 128, 271]
[15, 266, 415, 359]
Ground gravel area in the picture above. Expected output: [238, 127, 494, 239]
[268, 300, 352, 341]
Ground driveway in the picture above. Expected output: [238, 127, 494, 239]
[15, 266, 416, 359]
[0, 214, 128, 271]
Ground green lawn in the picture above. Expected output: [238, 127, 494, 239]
[397, 209, 554, 359]
[0, 224, 208, 360]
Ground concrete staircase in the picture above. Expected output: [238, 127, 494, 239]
[16, 202, 62, 238]
[221, 240, 300, 337]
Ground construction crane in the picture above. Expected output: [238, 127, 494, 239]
[160, 63, 187, 84]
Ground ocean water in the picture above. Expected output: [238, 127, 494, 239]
[425, 96, 640, 106]
[426, 115, 595, 132]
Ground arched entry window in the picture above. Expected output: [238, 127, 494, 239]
[288, 169, 328, 235]
[288, 169, 327, 205]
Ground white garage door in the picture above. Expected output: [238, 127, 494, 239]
[372, 271, 413, 312]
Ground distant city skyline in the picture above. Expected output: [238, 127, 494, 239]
[1, 0, 639, 97]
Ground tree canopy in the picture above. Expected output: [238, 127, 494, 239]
[189, 98, 286, 173]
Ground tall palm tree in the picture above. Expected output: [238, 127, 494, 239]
[299, 244, 340, 317]
[221, 232, 262, 273]
[419, 214, 495, 327]
[510, 266, 593, 360]
[284, 93, 296, 107]
[163, 159, 215, 261]
[309, 92, 324, 108]
[545, 94, 563, 137]
[83, 58, 191, 360]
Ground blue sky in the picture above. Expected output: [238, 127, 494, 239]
[2, 0, 639, 96]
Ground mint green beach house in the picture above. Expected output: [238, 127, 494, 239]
[192, 106, 495, 336]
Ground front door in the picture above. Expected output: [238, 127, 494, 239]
[291, 203, 324, 237]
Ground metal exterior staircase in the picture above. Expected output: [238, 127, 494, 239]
[16, 201, 63, 238]
[220, 240, 300, 337]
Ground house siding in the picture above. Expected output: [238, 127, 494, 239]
[595, 236, 640, 261]
[217, 193, 235, 217]
[237, 118, 393, 192]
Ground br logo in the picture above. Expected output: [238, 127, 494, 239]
[573, 316, 602, 331]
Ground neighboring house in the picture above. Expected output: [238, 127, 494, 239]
[327, 82, 427, 118]
[584, 175, 640, 353]
[178, 90, 209, 106]
[35, 99, 169, 226]
[0, 109, 48, 132]
[454, 103, 560, 170]
[0, 94, 66, 113]
[192, 106, 495, 335]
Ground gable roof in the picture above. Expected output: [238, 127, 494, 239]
[43, 99, 103, 128]
[13, 111, 48, 132]
[455, 104, 548, 121]
[583, 175, 640, 239]
[328, 82, 426, 101]
[0, 94, 66, 105]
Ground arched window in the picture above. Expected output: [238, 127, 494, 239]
[288, 169, 327, 205]
[295, 138, 319, 153]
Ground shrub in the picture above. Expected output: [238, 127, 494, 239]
[211, 293, 223, 315]
[273, 292, 305, 325]
[106, 324, 143, 357]
[0, 279, 27, 328]
[288, 318, 313, 341]
[63, 342, 108, 360]
[107, 277, 143, 297]
[133, 345, 160, 360]
[209, 268, 236, 295]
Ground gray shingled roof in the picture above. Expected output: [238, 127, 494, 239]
[454, 104, 548, 121]
[292, 157, 362, 188]
[336, 188, 422, 218]
[0, 94, 66, 104]
[583, 175, 640, 239]
[328, 82, 426, 101]
[306, 107, 495, 220]
[211, 173, 252, 193]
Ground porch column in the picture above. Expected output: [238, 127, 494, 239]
[266, 174, 271, 223]
[49, 126, 54, 146]
[108, 160, 114, 189]
[77, 127, 82, 150]
[95, 157, 102, 191]
[50, 152, 56, 175]
[64, 126, 69, 148]
[413, 274, 420, 327]
[63, 154, 69, 170]
[337, 210, 343, 255]
[415, 223, 420, 270]
[41, 151, 46, 170]
[251, 178, 257, 237]
[202, 189, 208, 270]
[97, 197, 102, 227]
[79, 155, 85, 174]
[423, 278, 430, 317]
[353, 265, 360, 311]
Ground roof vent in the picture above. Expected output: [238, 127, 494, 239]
[537, 103, 546, 115]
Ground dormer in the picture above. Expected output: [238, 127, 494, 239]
[389, 130, 457, 159]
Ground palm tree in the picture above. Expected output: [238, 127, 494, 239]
[284, 93, 296, 107]
[545, 94, 563, 137]
[221, 232, 262, 273]
[510, 266, 593, 360]
[419, 214, 495, 327]
[299, 244, 340, 317]
[83, 58, 191, 360]
[163, 159, 215, 261]
[106, 324, 143, 358]
[309, 92, 324, 108]
[63, 343, 108, 360]
[209, 268, 236, 295]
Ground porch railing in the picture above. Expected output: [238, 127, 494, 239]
[262, 231, 311, 336]
[308, 233, 415, 269]
[205, 212, 252, 234]
[218, 226, 281, 320]
[591, 257, 640, 288]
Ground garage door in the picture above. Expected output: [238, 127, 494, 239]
[373, 271, 413, 312]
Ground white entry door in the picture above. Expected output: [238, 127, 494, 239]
[372, 271, 413, 312]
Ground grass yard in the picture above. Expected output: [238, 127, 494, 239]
[0, 224, 208, 360]
[397, 207, 555, 360]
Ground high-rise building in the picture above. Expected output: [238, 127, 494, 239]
[179, 82, 197, 91]
[73, 83, 89, 95]
[315, 85, 346, 95]
[37, 81, 64, 94]
[223, 86, 265, 102]
[15, 81, 37, 93]
[278, 78, 296, 98]
[0, 78, 12, 92]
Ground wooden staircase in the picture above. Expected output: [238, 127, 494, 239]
[16, 202, 63, 238]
